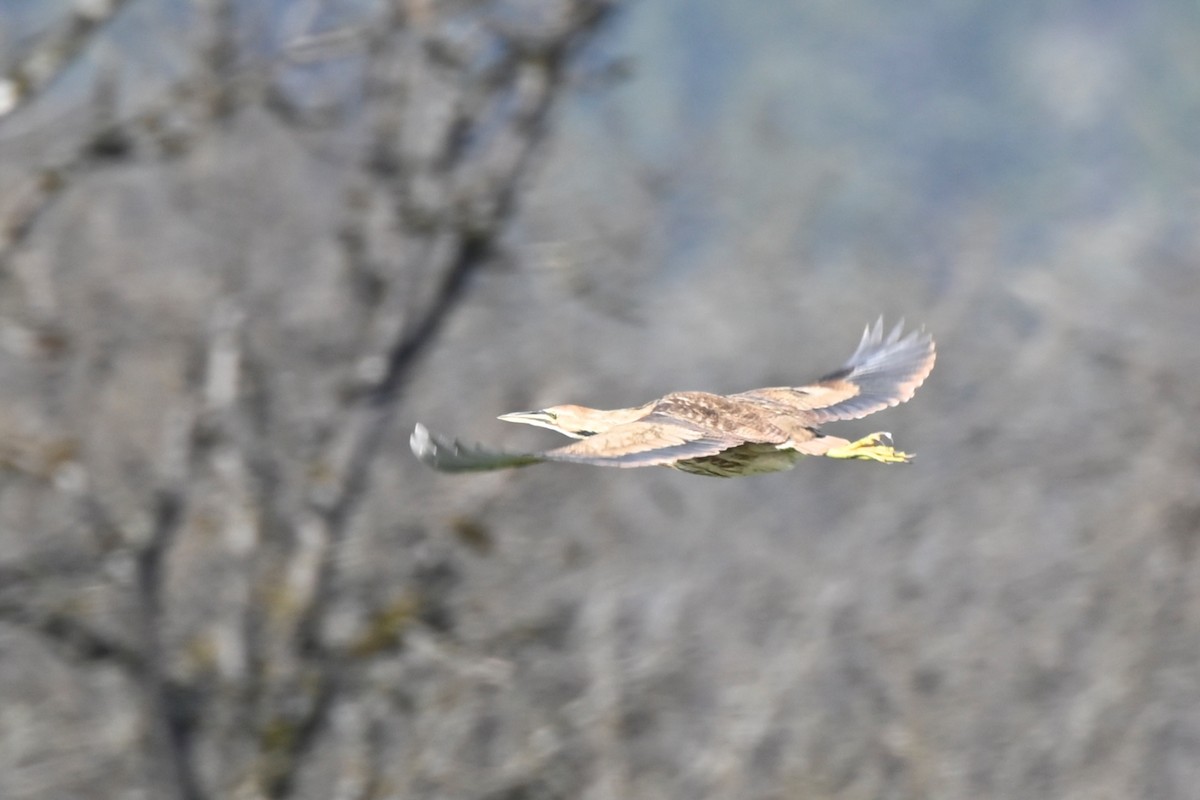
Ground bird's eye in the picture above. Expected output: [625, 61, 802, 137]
[545, 411, 557, 420]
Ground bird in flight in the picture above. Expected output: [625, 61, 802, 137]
[411, 318, 935, 477]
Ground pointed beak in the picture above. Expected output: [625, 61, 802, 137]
[497, 410, 554, 426]
[499, 408, 592, 439]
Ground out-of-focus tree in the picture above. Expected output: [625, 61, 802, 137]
[0, 2, 616, 797]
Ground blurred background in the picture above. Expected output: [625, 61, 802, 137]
[1, 1, 1199, 798]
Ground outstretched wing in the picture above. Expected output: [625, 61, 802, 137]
[736, 318, 935, 423]
[411, 424, 545, 472]
[537, 414, 738, 467]
[411, 416, 738, 473]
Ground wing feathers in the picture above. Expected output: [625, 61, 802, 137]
[411, 418, 737, 473]
[806, 317, 935, 422]
[542, 415, 735, 467]
[410, 424, 545, 472]
[734, 318, 935, 423]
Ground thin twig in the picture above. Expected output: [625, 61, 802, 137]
[0, 0, 138, 121]
[135, 393, 207, 800]
[0, 599, 145, 674]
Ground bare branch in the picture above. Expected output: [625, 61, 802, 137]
[0, 3, 621, 798]
[247, 4, 618, 797]
[0, 599, 144, 673]
[134, 407, 207, 800]
[0, 0, 137, 121]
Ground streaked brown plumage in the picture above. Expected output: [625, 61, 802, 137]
[411, 318, 935, 477]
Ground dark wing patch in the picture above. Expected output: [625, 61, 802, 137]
[735, 318, 935, 423]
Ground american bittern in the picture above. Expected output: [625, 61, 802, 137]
[411, 318, 935, 477]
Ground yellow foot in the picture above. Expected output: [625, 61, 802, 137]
[826, 432, 912, 464]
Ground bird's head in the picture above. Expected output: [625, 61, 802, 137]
[498, 404, 609, 438]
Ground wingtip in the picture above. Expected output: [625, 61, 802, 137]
[410, 423, 435, 460]
[863, 316, 936, 353]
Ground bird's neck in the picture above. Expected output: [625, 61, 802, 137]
[577, 402, 653, 436]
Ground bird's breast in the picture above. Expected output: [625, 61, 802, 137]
[671, 443, 804, 477]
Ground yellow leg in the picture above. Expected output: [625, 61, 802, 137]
[824, 432, 912, 464]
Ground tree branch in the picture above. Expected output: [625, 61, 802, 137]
[0, 0, 138, 121]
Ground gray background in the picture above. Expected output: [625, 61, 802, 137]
[1, 0, 1198, 798]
